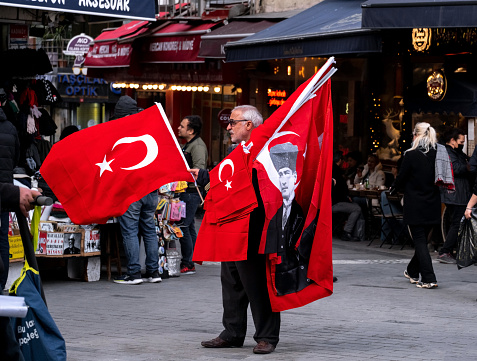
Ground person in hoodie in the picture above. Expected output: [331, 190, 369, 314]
[110, 96, 161, 285]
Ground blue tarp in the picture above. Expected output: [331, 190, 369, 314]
[362, 0, 477, 28]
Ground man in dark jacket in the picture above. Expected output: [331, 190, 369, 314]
[0, 108, 20, 290]
[439, 128, 471, 264]
[177, 115, 208, 275]
[332, 151, 363, 242]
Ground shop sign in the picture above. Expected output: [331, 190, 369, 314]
[427, 71, 446, 101]
[64, 34, 93, 56]
[0, 0, 156, 21]
[57, 74, 114, 101]
[268, 89, 287, 107]
[412, 28, 431, 52]
[9, 24, 28, 46]
[85, 42, 132, 68]
[218, 109, 231, 129]
[142, 35, 203, 63]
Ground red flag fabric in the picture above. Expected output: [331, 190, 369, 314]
[40, 104, 192, 225]
[249, 79, 334, 312]
[193, 146, 257, 262]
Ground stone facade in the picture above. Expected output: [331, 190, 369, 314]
[260, 0, 323, 13]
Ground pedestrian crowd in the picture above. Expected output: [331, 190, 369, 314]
[333, 122, 477, 291]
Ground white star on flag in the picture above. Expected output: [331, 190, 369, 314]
[225, 180, 232, 190]
[96, 156, 114, 177]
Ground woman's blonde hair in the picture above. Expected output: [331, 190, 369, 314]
[406, 122, 437, 154]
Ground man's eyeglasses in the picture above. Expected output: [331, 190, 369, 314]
[227, 118, 249, 127]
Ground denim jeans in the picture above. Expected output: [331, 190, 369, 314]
[118, 192, 159, 276]
[179, 192, 201, 267]
[0, 212, 10, 290]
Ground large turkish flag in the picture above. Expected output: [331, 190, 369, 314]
[40, 104, 192, 224]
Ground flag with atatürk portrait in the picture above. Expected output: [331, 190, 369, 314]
[193, 58, 336, 311]
[40, 103, 192, 225]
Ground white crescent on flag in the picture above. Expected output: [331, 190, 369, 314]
[218, 159, 234, 182]
[112, 134, 159, 170]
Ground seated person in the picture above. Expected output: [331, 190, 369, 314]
[332, 151, 364, 242]
[353, 154, 386, 214]
[344, 151, 362, 183]
[354, 154, 386, 187]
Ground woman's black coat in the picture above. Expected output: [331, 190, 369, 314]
[394, 147, 441, 225]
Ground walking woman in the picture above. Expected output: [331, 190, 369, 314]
[393, 122, 440, 289]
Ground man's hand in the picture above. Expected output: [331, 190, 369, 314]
[19, 187, 41, 217]
[188, 168, 199, 180]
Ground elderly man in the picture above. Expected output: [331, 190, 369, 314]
[64, 234, 80, 255]
[194, 105, 280, 354]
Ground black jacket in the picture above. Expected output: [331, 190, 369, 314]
[394, 147, 441, 225]
[332, 163, 349, 205]
[440, 144, 471, 205]
[0, 108, 20, 183]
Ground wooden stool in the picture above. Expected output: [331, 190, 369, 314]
[100, 223, 122, 280]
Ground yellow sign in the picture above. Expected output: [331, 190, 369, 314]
[9, 235, 24, 260]
[412, 28, 431, 52]
[427, 71, 447, 101]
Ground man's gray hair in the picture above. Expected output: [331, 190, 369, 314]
[233, 105, 263, 127]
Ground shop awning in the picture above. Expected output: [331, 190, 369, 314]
[225, 0, 382, 62]
[362, 0, 477, 28]
[408, 76, 477, 117]
[141, 22, 220, 64]
[84, 20, 152, 69]
[0, 0, 156, 21]
[198, 20, 277, 59]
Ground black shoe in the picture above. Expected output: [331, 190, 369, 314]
[143, 270, 162, 283]
[333, 276, 338, 283]
[113, 273, 143, 285]
[341, 232, 360, 242]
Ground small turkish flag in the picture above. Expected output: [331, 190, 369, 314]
[193, 146, 257, 262]
[40, 104, 192, 224]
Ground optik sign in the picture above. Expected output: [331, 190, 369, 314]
[57, 74, 111, 102]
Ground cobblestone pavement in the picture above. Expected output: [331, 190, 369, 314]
[39, 237, 477, 361]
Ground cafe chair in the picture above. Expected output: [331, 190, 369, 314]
[365, 191, 392, 246]
[382, 192, 412, 249]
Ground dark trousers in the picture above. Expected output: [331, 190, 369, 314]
[407, 225, 437, 283]
[0, 317, 24, 361]
[219, 256, 280, 346]
[179, 192, 201, 267]
[441, 204, 466, 255]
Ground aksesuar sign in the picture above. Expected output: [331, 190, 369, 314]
[0, 0, 156, 21]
